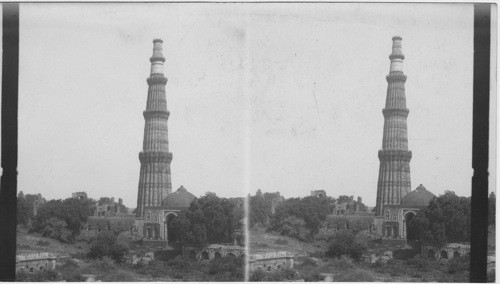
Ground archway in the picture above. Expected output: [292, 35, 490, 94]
[146, 227, 153, 239]
[453, 251, 461, 258]
[427, 249, 435, 260]
[165, 213, 177, 244]
[228, 253, 236, 258]
[188, 250, 197, 261]
[404, 211, 417, 240]
[386, 225, 392, 237]
[440, 250, 448, 259]
[29, 267, 34, 273]
[277, 264, 282, 270]
[215, 252, 222, 259]
[39, 266, 44, 271]
[267, 266, 272, 271]
[202, 251, 209, 260]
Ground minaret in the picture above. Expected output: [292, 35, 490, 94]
[136, 39, 172, 218]
[375, 36, 412, 216]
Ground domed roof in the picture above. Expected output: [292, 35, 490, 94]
[400, 184, 436, 207]
[161, 186, 196, 208]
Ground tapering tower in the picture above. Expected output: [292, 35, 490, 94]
[136, 39, 173, 218]
[375, 36, 412, 216]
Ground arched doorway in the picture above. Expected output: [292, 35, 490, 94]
[453, 251, 461, 258]
[427, 249, 435, 260]
[440, 250, 448, 259]
[165, 213, 177, 244]
[215, 252, 222, 259]
[188, 250, 197, 261]
[202, 251, 209, 260]
[404, 211, 416, 240]
[267, 266, 272, 271]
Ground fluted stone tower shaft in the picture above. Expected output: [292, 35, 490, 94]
[136, 39, 172, 218]
[375, 36, 412, 216]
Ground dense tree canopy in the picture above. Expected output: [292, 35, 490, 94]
[17, 192, 46, 227]
[272, 195, 331, 240]
[171, 192, 239, 247]
[88, 231, 128, 263]
[249, 191, 282, 227]
[326, 229, 367, 261]
[33, 197, 95, 243]
[408, 191, 470, 247]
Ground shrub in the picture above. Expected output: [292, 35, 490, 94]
[274, 238, 289, 245]
[335, 269, 374, 282]
[446, 256, 470, 274]
[208, 256, 243, 279]
[488, 269, 495, 283]
[36, 239, 51, 247]
[16, 269, 62, 282]
[167, 255, 192, 269]
[405, 256, 431, 270]
[88, 231, 128, 263]
[298, 257, 317, 267]
[393, 248, 420, 260]
[326, 230, 367, 261]
[321, 255, 356, 271]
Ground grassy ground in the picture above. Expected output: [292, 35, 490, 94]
[16, 228, 89, 258]
[249, 228, 472, 282]
[16, 229, 244, 281]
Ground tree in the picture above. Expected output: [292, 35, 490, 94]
[17, 192, 33, 226]
[171, 192, 238, 247]
[88, 231, 128, 264]
[408, 191, 470, 247]
[33, 197, 95, 242]
[272, 195, 331, 240]
[489, 192, 495, 230]
[326, 229, 367, 261]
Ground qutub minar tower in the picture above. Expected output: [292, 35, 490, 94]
[375, 36, 412, 216]
[136, 39, 173, 218]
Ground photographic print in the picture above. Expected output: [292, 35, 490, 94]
[2, 2, 495, 282]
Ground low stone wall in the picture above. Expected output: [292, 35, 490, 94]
[183, 244, 245, 261]
[421, 243, 470, 260]
[16, 253, 56, 273]
[249, 251, 294, 272]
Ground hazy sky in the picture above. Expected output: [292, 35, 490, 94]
[17, 3, 488, 208]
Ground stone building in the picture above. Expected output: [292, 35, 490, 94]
[332, 196, 364, 215]
[310, 190, 327, 198]
[421, 243, 470, 260]
[372, 37, 439, 245]
[249, 251, 294, 272]
[72, 192, 88, 200]
[93, 197, 128, 217]
[134, 39, 197, 246]
[380, 184, 435, 243]
[375, 36, 412, 217]
[136, 185, 196, 245]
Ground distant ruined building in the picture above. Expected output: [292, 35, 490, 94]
[134, 39, 196, 246]
[373, 37, 436, 244]
[332, 196, 364, 215]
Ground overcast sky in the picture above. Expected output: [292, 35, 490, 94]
[16, 3, 491, 208]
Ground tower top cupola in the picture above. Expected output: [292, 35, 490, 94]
[389, 36, 405, 73]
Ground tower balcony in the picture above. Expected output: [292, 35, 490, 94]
[143, 110, 170, 120]
[378, 150, 412, 162]
[382, 108, 409, 118]
[139, 151, 173, 163]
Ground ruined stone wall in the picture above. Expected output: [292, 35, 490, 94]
[16, 253, 56, 273]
